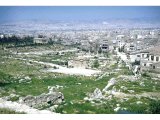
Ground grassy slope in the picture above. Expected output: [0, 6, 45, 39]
[0, 46, 160, 114]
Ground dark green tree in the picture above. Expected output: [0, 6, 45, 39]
[92, 60, 100, 68]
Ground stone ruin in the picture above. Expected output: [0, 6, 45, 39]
[84, 78, 116, 101]
[19, 92, 64, 109]
[102, 78, 116, 92]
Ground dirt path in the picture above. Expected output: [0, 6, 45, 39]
[0, 98, 55, 114]
[15, 58, 101, 76]
[14, 49, 78, 55]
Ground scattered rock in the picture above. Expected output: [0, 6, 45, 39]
[123, 108, 127, 110]
[19, 79, 25, 83]
[48, 85, 63, 93]
[152, 77, 159, 80]
[116, 104, 120, 107]
[77, 83, 82, 85]
[10, 94, 19, 97]
[115, 92, 127, 98]
[84, 97, 89, 101]
[114, 107, 121, 112]
[102, 78, 116, 92]
[24, 76, 31, 80]
[96, 72, 109, 80]
[120, 86, 127, 91]
[49, 105, 59, 112]
[90, 88, 104, 100]
[19, 76, 32, 83]
[84, 88, 104, 101]
[70, 101, 73, 105]
[123, 98, 129, 101]
[91, 101, 95, 104]
[118, 64, 122, 68]
[115, 69, 122, 71]
[106, 95, 113, 100]
[117, 75, 137, 82]
[55, 85, 63, 89]
[136, 101, 143, 105]
[62, 110, 67, 114]
[48, 86, 57, 93]
[140, 82, 145, 86]
[128, 90, 134, 94]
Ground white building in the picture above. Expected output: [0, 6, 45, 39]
[0, 34, 4, 39]
[130, 46, 160, 73]
[33, 38, 49, 44]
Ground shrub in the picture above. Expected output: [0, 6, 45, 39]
[0, 108, 25, 114]
[149, 100, 160, 114]
[92, 60, 99, 68]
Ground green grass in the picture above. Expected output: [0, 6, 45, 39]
[0, 64, 156, 113]
[0, 46, 160, 114]
[149, 99, 160, 114]
[120, 97, 150, 114]
[0, 108, 25, 114]
[0, 64, 159, 114]
[0, 72, 116, 113]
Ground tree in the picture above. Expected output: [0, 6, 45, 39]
[0, 71, 12, 85]
[92, 60, 100, 68]
[0, 35, 33, 47]
[48, 39, 54, 45]
[149, 100, 160, 114]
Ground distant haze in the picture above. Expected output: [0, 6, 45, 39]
[0, 6, 160, 22]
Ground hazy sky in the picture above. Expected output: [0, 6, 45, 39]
[0, 6, 160, 22]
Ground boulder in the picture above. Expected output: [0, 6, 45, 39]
[49, 105, 59, 112]
[114, 107, 121, 112]
[24, 76, 31, 80]
[120, 86, 127, 91]
[19, 76, 32, 83]
[19, 92, 64, 108]
[48, 85, 64, 93]
[128, 90, 134, 93]
[136, 101, 143, 105]
[102, 78, 116, 92]
[140, 82, 145, 86]
[48, 86, 57, 93]
[89, 88, 104, 100]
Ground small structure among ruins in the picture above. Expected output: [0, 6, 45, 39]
[68, 56, 90, 69]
